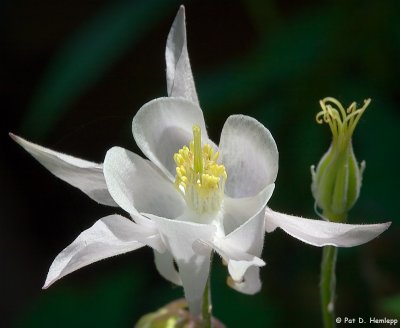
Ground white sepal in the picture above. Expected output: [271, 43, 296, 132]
[166, 5, 199, 104]
[10, 133, 116, 206]
[43, 214, 164, 288]
[265, 207, 391, 247]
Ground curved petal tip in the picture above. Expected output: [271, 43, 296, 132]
[265, 207, 391, 247]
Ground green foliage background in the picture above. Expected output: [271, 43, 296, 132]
[2, 0, 399, 327]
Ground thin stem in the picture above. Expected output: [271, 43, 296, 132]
[320, 245, 338, 328]
[320, 210, 345, 328]
[202, 278, 212, 328]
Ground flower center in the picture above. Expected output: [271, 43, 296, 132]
[316, 97, 370, 149]
[173, 125, 227, 215]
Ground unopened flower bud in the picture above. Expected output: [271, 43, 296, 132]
[311, 97, 369, 222]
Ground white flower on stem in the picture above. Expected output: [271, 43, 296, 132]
[10, 6, 390, 316]
[10, 7, 270, 315]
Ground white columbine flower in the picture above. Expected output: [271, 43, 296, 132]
[11, 6, 390, 316]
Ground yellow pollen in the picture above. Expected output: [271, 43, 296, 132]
[174, 124, 227, 214]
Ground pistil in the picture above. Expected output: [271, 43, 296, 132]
[174, 125, 227, 215]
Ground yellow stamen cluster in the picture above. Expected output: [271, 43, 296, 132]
[174, 125, 227, 214]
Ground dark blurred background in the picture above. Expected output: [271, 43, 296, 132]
[2, 0, 399, 327]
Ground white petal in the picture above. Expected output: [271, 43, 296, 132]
[219, 115, 278, 198]
[103, 146, 185, 217]
[146, 213, 215, 315]
[265, 207, 391, 247]
[154, 249, 182, 286]
[166, 6, 198, 104]
[223, 183, 275, 234]
[225, 207, 266, 257]
[43, 214, 164, 288]
[199, 201, 269, 295]
[10, 133, 116, 206]
[211, 238, 265, 282]
[218, 207, 266, 293]
[227, 266, 262, 295]
[132, 97, 210, 180]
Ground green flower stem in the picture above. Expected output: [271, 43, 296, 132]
[320, 245, 338, 328]
[320, 211, 345, 328]
[202, 278, 212, 328]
